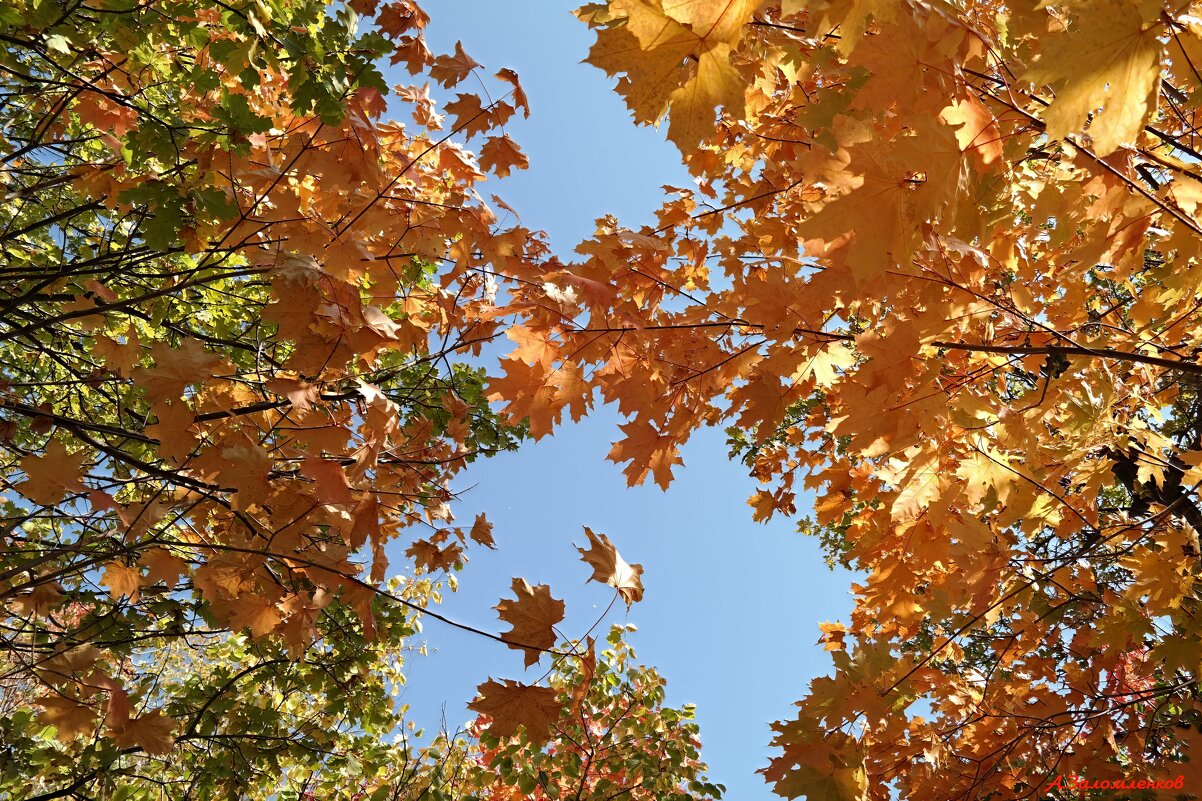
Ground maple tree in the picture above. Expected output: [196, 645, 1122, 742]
[14, 0, 1202, 798]
[0, 0, 679, 797]
[467, 625, 723, 801]
[3, 606, 718, 800]
[482, 0, 1202, 798]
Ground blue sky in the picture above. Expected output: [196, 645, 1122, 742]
[387, 4, 855, 798]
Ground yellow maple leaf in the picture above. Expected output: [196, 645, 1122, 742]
[584, 0, 758, 151]
[100, 562, 141, 602]
[1022, 0, 1163, 156]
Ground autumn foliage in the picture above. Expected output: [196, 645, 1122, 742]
[8, 0, 1202, 798]
[0, 0, 669, 796]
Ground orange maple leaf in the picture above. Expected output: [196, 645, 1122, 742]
[430, 41, 480, 87]
[15, 439, 87, 506]
[606, 418, 683, 490]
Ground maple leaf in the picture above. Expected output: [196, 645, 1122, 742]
[468, 678, 561, 744]
[132, 339, 227, 400]
[797, 131, 944, 283]
[749, 488, 777, 522]
[785, 0, 895, 55]
[218, 441, 274, 511]
[585, 0, 758, 151]
[391, 33, 433, 70]
[1022, 0, 1163, 156]
[479, 135, 529, 178]
[955, 448, 1014, 507]
[146, 399, 196, 464]
[38, 645, 103, 687]
[430, 41, 481, 87]
[15, 438, 87, 506]
[110, 709, 177, 755]
[298, 454, 355, 506]
[100, 562, 141, 601]
[406, 538, 463, 572]
[770, 749, 868, 801]
[939, 95, 1003, 165]
[445, 93, 493, 139]
[75, 93, 139, 138]
[397, 83, 443, 129]
[266, 374, 321, 411]
[37, 695, 99, 741]
[568, 636, 598, 714]
[577, 527, 644, 605]
[225, 597, 283, 639]
[818, 621, 848, 652]
[495, 68, 530, 117]
[13, 580, 63, 616]
[140, 548, 188, 589]
[503, 324, 556, 365]
[606, 418, 683, 490]
[376, 0, 428, 39]
[91, 325, 140, 377]
[487, 356, 591, 439]
[496, 578, 565, 667]
[469, 513, 496, 548]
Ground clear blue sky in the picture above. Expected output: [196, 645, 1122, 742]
[386, 5, 855, 798]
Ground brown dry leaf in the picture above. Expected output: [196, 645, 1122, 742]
[225, 597, 282, 639]
[37, 695, 99, 741]
[266, 374, 321, 410]
[92, 325, 141, 377]
[606, 418, 683, 490]
[468, 678, 561, 744]
[299, 455, 355, 506]
[140, 548, 188, 590]
[146, 400, 196, 464]
[132, 339, 227, 401]
[495, 578, 565, 667]
[12, 581, 63, 617]
[445, 92, 493, 139]
[479, 135, 529, 178]
[569, 637, 597, 714]
[939, 96, 1003, 165]
[494, 67, 529, 116]
[406, 538, 463, 572]
[430, 40, 480, 87]
[38, 644, 102, 686]
[219, 440, 274, 510]
[576, 527, 644, 605]
[110, 709, 177, 755]
[469, 513, 496, 548]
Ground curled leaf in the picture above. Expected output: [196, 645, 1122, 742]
[577, 527, 644, 606]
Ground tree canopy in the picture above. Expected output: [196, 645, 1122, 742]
[7, 0, 1202, 799]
